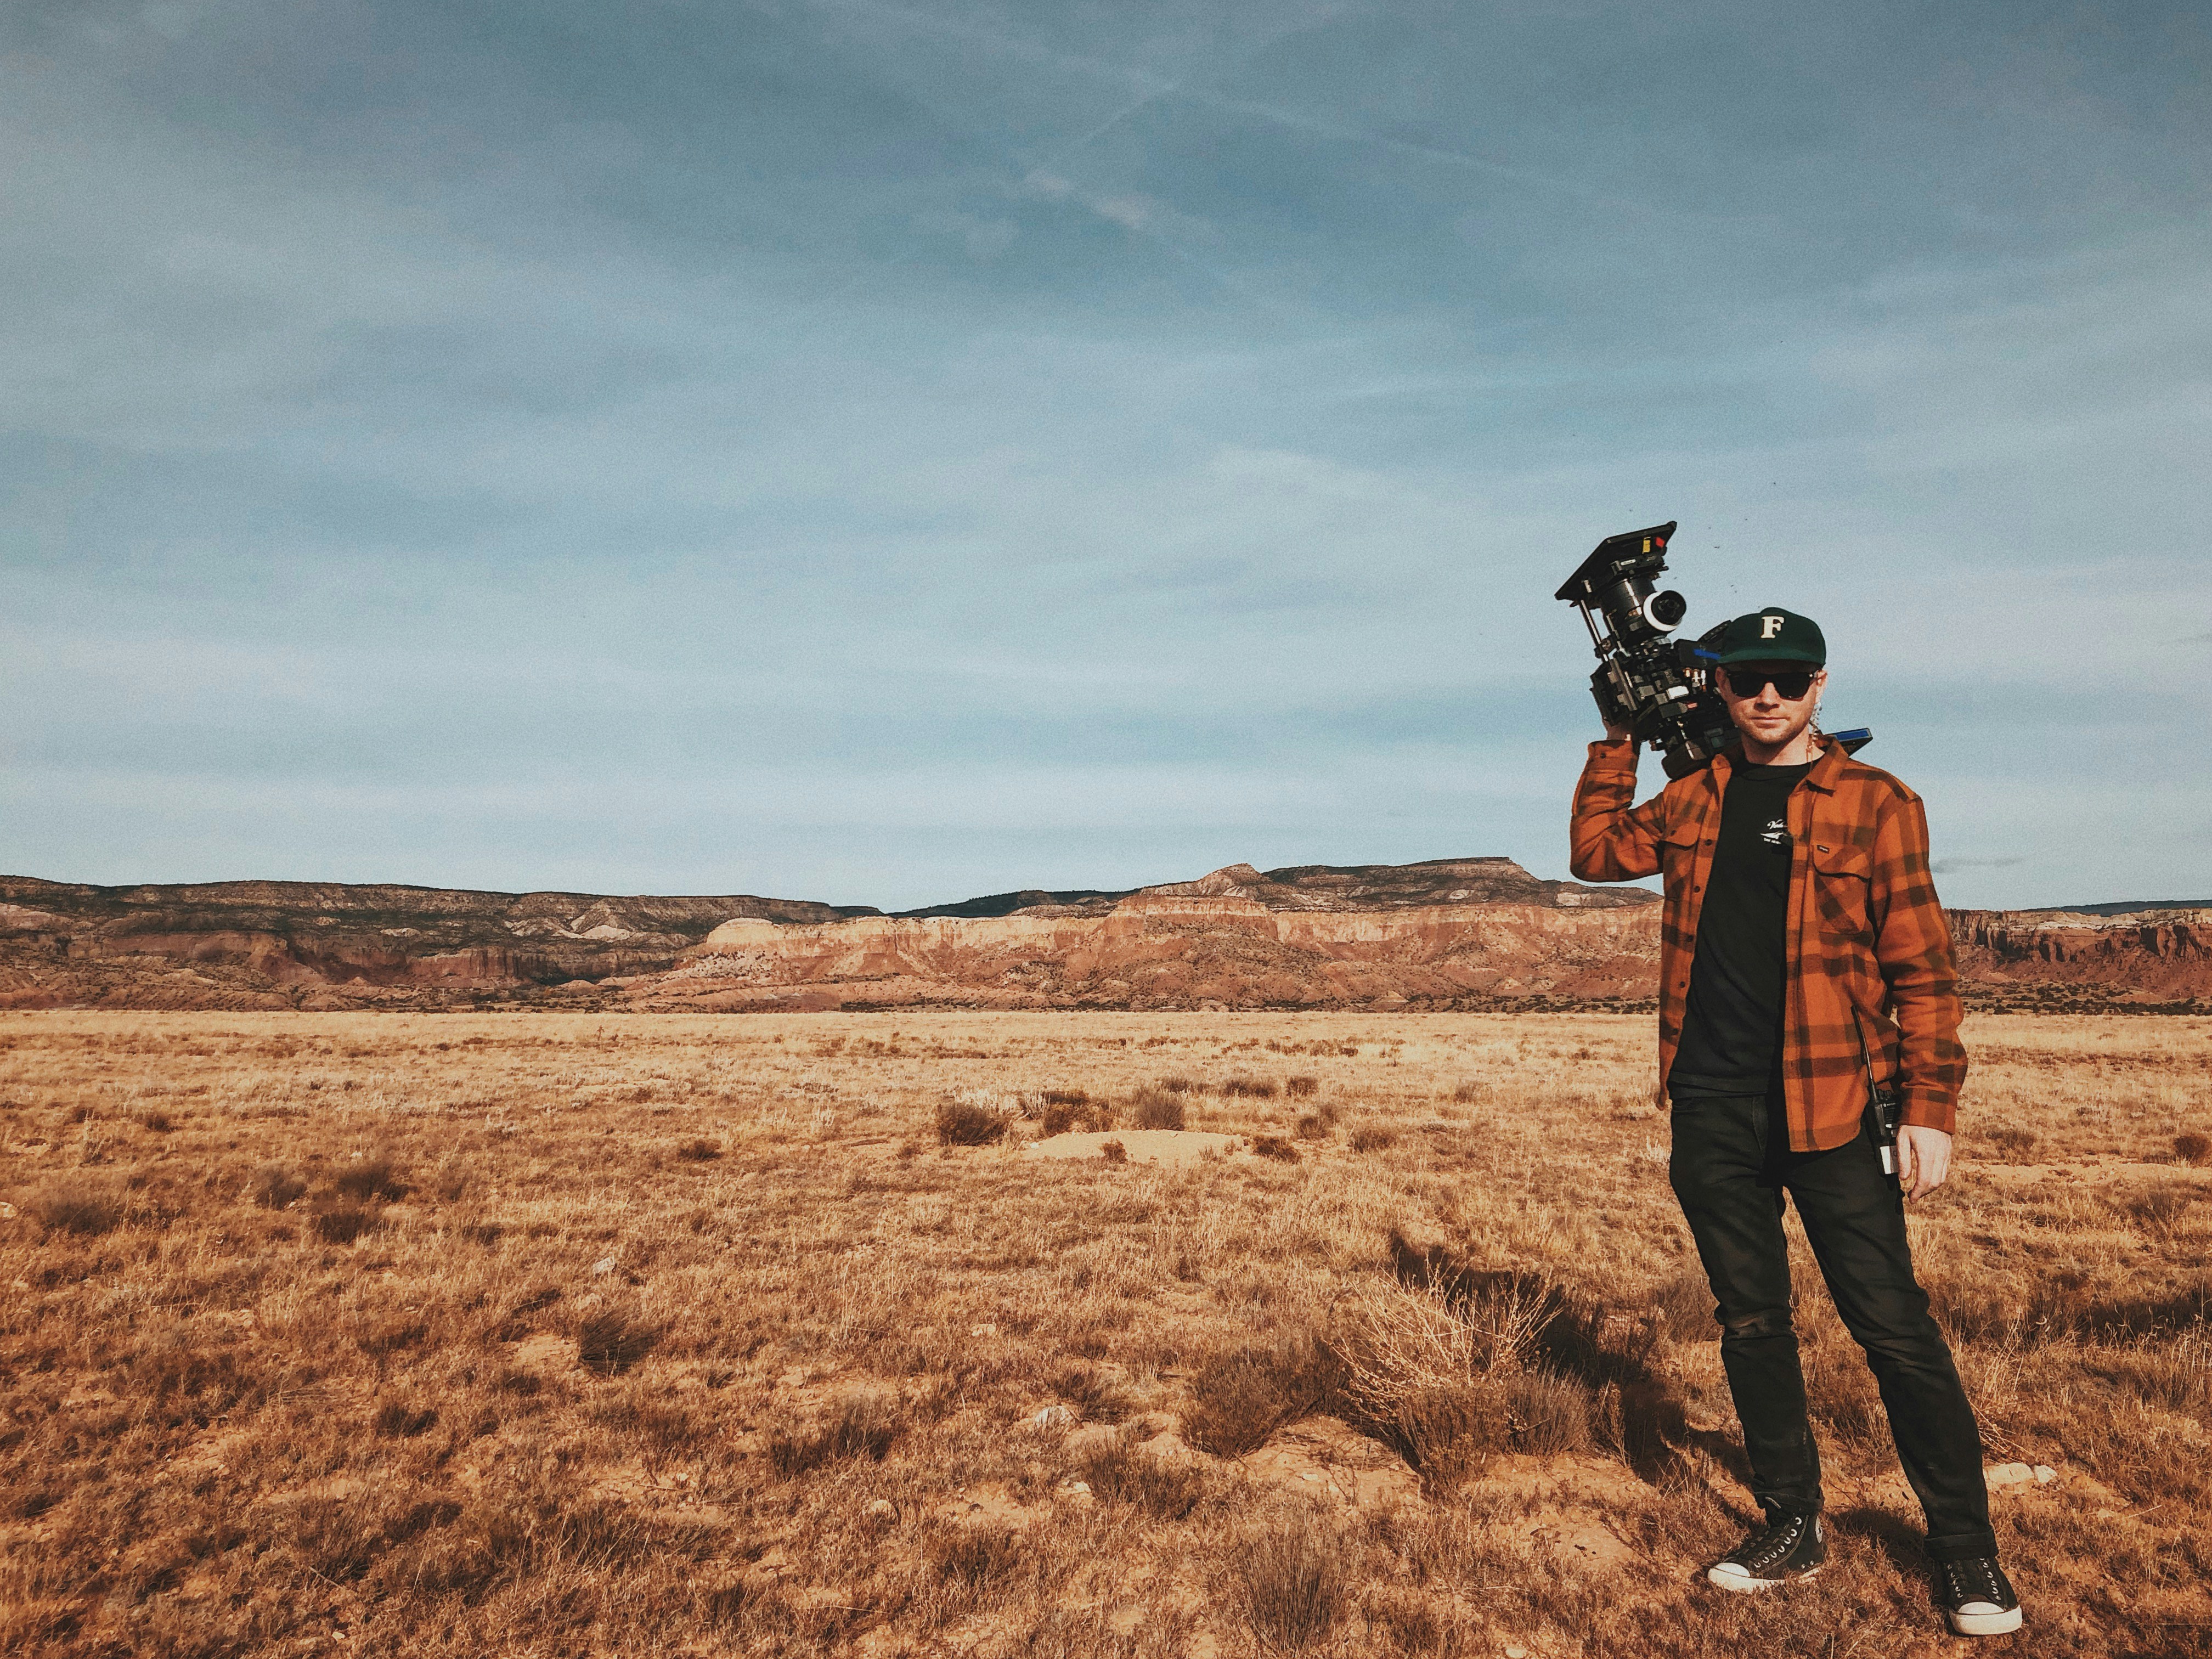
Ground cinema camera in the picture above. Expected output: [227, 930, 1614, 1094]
[1554, 521, 1870, 779]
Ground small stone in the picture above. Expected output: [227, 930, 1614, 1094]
[1032, 1404, 1075, 1429]
[1055, 1480, 1094, 1506]
[2034, 1465, 2057, 1485]
[968, 1323, 998, 1338]
[590, 1256, 618, 1277]
[1985, 1462, 2035, 1487]
[864, 1498, 895, 1520]
[1505, 1647, 1530, 1658]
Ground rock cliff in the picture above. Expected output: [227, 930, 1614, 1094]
[1950, 909, 2212, 1006]
[0, 876, 874, 1010]
[2, 866, 2203, 1013]
[649, 885, 1663, 1012]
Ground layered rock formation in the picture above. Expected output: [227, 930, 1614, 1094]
[0, 876, 873, 1010]
[3, 865, 2203, 1013]
[1950, 909, 2212, 1006]
[651, 878, 1662, 1013]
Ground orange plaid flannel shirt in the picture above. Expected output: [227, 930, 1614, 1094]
[1570, 734, 1966, 1150]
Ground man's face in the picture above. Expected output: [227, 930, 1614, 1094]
[1717, 661, 1827, 749]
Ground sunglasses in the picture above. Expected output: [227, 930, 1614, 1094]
[1721, 668, 1817, 700]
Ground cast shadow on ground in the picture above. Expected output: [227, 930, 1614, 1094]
[1385, 1228, 1755, 1491]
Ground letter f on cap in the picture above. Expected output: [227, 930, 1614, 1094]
[1760, 615, 1784, 640]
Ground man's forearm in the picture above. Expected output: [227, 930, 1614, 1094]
[1569, 740, 1661, 883]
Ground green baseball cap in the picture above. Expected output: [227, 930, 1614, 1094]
[1713, 606, 1826, 668]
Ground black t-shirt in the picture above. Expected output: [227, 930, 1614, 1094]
[1668, 760, 1814, 1097]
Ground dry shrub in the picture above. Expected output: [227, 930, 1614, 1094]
[360, 1319, 428, 1360]
[1364, 1587, 1449, 1655]
[1285, 1075, 1318, 1098]
[1987, 1124, 2041, 1160]
[313, 1203, 379, 1245]
[1251, 1136, 1299, 1163]
[578, 1306, 660, 1375]
[1057, 1363, 1137, 1423]
[25, 1180, 124, 1237]
[1098, 1138, 1127, 1164]
[1079, 1437, 1206, 1519]
[1183, 1334, 1342, 1456]
[127, 1329, 261, 1423]
[1041, 1091, 1119, 1135]
[247, 1164, 306, 1210]
[1231, 1513, 1346, 1654]
[1334, 1266, 1615, 1481]
[927, 1525, 1022, 1593]
[1449, 1081, 1485, 1103]
[1294, 1113, 1331, 1141]
[768, 1393, 899, 1476]
[1132, 1086, 1187, 1131]
[936, 1099, 1007, 1146]
[134, 1108, 175, 1133]
[1347, 1125, 1397, 1153]
[675, 1138, 721, 1162]
[2177, 1130, 2211, 1167]
[1651, 1268, 1714, 1340]
[2126, 1183, 2197, 1229]
[374, 1401, 440, 1437]
[2092, 1330, 2212, 1421]
[1222, 1076, 1278, 1099]
[1504, 1366, 1595, 1455]
[1156, 1075, 1197, 1094]
[1334, 1280, 1513, 1480]
[334, 1153, 409, 1203]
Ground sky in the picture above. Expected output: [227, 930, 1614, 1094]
[4, 1, 2209, 912]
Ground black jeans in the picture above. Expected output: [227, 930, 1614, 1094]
[1668, 1091, 1997, 1562]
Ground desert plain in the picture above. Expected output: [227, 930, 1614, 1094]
[2, 1009, 2208, 1658]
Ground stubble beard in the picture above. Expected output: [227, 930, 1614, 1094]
[1731, 699, 1818, 762]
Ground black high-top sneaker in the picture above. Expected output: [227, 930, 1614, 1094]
[1706, 1510, 1826, 1591]
[1935, 1557, 2023, 1635]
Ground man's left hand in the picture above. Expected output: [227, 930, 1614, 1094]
[1896, 1126, 1952, 1200]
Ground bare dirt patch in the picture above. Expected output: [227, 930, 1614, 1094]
[1023, 1128, 1242, 1165]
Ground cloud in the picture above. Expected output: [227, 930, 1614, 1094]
[1, 2, 2208, 910]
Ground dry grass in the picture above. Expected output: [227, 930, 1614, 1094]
[0, 1009, 2208, 1657]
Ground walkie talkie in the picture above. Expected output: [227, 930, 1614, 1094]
[1852, 1011, 1903, 1176]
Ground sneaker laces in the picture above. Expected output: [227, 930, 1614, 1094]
[1735, 1513, 1810, 1572]
[1943, 1559, 2005, 1608]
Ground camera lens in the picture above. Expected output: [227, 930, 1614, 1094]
[1641, 590, 1688, 630]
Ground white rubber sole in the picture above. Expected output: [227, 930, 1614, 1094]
[1706, 1562, 1824, 1593]
[1944, 1604, 2023, 1637]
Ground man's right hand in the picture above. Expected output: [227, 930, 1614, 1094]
[1604, 721, 1634, 744]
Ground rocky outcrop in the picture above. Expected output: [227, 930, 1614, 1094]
[648, 868, 1666, 1012]
[4, 865, 2203, 1013]
[1950, 909, 2212, 1005]
[0, 875, 876, 1009]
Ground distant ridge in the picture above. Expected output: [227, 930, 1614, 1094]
[4, 864, 2205, 1013]
[895, 889, 1131, 919]
[2042, 900, 2212, 916]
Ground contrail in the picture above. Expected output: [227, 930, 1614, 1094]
[799, 0, 1697, 221]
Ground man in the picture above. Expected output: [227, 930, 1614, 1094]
[1568, 606, 2021, 1638]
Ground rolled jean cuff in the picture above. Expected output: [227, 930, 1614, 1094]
[1924, 1529, 2001, 1565]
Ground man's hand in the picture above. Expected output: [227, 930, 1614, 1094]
[1604, 719, 1634, 743]
[1895, 1125, 1952, 1200]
